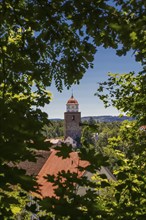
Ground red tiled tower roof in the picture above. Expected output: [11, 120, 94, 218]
[67, 94, 78, 104]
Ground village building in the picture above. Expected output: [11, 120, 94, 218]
[64, 94, 81, 141]
[18, 94, 115, 199]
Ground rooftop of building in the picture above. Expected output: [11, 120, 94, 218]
[37, 149, 89, 197]
[67, 94, 78, 105]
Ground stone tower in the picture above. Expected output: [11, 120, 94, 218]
[64, 94, 81, 140]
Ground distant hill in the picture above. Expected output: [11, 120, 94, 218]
[81, 115, 134, 122]
[49, 118, 63, 121]
[50, 116, 133, 122]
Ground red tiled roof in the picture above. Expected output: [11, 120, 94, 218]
[67, 95, 78, 104]
[139, 125, 146, 131]
[37, 149, 89, 198]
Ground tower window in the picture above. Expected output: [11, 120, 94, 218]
[72, 115, 75, 121]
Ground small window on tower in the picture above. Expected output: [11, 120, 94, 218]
[72, 115, 75, 121]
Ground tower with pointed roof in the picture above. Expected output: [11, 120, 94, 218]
[64, 94, 81, 141]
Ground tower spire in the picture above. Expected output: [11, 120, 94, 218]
[64, 94, 81, 141]
[71, 89, 74, 98]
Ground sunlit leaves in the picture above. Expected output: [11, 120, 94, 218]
[96, 72, 146, 124]
[1, 0, 146, 218]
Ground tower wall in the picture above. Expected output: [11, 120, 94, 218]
[64, 112, 81, 140]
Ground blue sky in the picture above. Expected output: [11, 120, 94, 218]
[44, 47, 142, 119]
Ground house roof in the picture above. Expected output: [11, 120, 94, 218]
[45, 138, 62, 145]
[139, 125, 146, 131]
[37, 149, 89, 197]
[18, 150, 51, 176]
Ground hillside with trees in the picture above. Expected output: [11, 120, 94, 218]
[82, 115, 134, 122]
[42, 118, 123, 139]
[42, 120, 64, 139]
[1, 0, 146, 219]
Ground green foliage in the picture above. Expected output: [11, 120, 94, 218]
[42, 120, 64, 138]
[1, 0, 146, 219]
[105, 141, 146, 219]
[96, 122, 120, 151]
[95, 35, 146, 220]
[81, 125, 97, 146]
[81, 121, 121, 157]
[96, 72, 146, 124]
